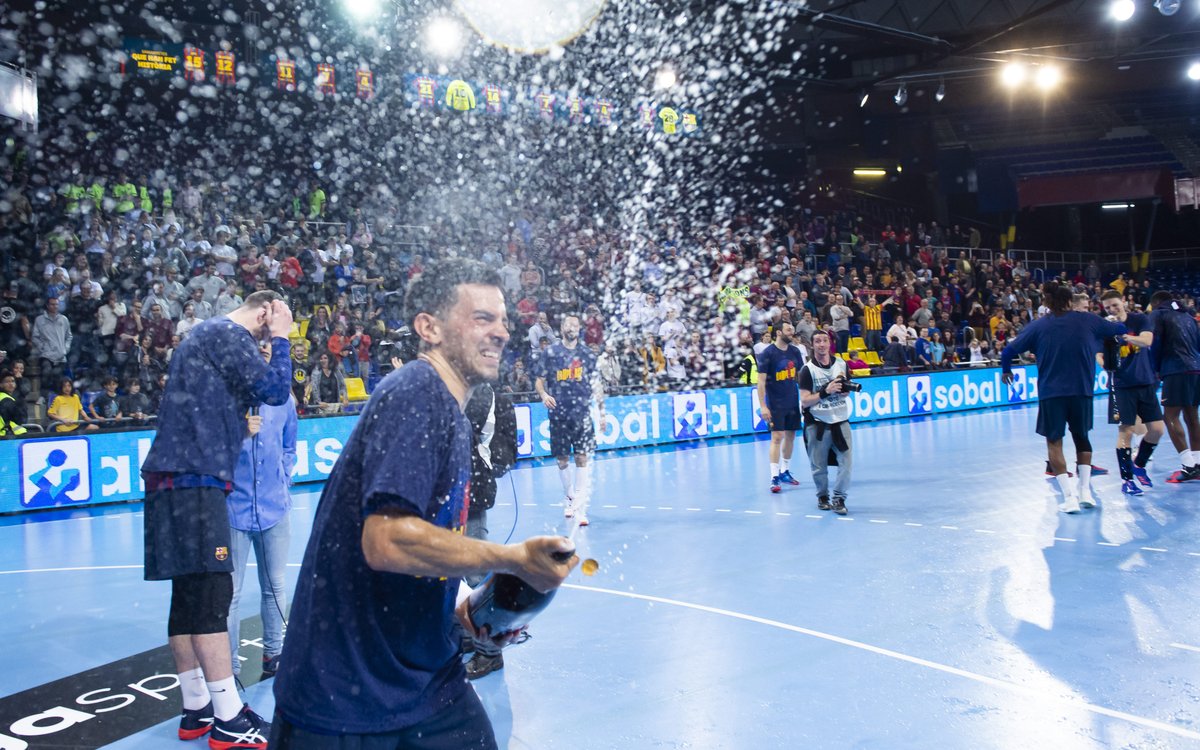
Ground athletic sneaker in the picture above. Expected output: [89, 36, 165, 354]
[578, 512, 589, 527]
[1166, 466, 1200, 483]
[1121, 480, 1144, 496]
[1059, 495, 1082, 514]
[465, 652, 504, 680]
[208, 704, 269, 750]
[1079, 495, 1096, 510]
[178, 702, 213, 741]
[770, 476, 781, 494]
[1090, 465, 1109, 476]
[563, 496, 575, 519]
[831, 497, 847, 515]
[778, 470, 800, 486]
[260, 654, 280, 678]
[817, 496, 831, 511]
[1132, 466, 1153, 487]
[1043, 462, 1074, 478]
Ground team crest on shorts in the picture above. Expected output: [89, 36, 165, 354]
[215, 546, 229, 561]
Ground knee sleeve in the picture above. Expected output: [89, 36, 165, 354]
[168, 573, 234, 636]
[1072, 433, 1092, 455]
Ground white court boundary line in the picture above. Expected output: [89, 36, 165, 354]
[562, 583, 1200, 742]
[0, 563, 304, 575]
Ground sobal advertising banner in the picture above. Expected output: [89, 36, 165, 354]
[1, 365, 1098, 514]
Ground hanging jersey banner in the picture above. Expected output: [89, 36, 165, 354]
[214, 51, 235, 85]
[444, 79, 476, 111]
[316, 63, 336, 95]
[276, 59, 296, 91]
[356, 69, 375, 100]
[184, 47, 205, 82]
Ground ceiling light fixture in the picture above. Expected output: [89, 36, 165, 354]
[893, 83, 907, 106]
[859, 90, 869, 107]
[1001, 61, 1027, 88]
[1110, 0, 1135, 22]
[1035, 65, 1062, 91]
[1189, 61, 1200, 81]
[853, 168, 888, 177]
[1155, 0, 1181, 16]
[935, 80, 946, 102]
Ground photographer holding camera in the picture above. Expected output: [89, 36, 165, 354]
[799, 330, 856, 515]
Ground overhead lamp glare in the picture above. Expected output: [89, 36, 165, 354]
[1110, 0, 1135, 21]
[859, 90, 869, 107]
[893, 84, 907, 107]
[1035, 65, 1062, 91]
[935, 81, 945, 102]
[853, 168, 888, 177]
[1101, 203, 1134, 210]
[1001, 61, 1027, 88]
[1188, 61, 1200, 81]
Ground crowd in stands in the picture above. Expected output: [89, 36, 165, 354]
[0, 165, 1168, 435]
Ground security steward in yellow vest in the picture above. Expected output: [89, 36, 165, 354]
[0, 371, 28, 438]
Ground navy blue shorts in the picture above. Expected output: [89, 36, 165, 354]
[1036, 396, 1092, 443]
[270, 688, 497, 750]
[1115, 385, 1164, 426]
[549, 409, 595, 458]
[1161, 373, 1200, 408]
[767, 409, 802, 432]
[143, 487, 234, 581]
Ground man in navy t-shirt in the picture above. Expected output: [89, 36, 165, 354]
[141, 290, 294, 748]
[1002, 282, 1126, 513]
[1101, 291, 1163, 495]
[1148, 290, 1200, 482]
[271, 260, 577, 749]
[535, 313, 605, 526]
[756, 321, 806, 493]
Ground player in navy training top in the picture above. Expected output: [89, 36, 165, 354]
[1001, 282, 1126, 513]
[141, 290, 294, 749]
[1147, 290, 1200, 482]
[271, 260, 576, 750]
[535, 313, 606, 526]
[756, 321, 806, 493]
[1101, 291, 1162, 495]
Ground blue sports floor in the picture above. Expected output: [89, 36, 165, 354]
[2, 398, 1200, 749]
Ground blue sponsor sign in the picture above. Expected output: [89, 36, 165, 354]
[0, 365, 1106, 514]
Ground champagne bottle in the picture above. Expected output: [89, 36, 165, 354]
[466, 548, 574, 637]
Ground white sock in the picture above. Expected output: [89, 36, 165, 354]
[1077, 464, 1093, 495]
[575, 464, 592, 515]
[781, 457, 790, 472]
[770, 462, 780, 479]
[1055, 473, 1077, 499]
[1182, 449, 1195, 468]
[206, 676, 241, 721]
[558, 465, 575, 498]
[179, 668, 209, 711]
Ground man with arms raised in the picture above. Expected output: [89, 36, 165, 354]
[271, 260, 577, 749]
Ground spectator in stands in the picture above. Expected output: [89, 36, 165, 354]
[638, 333, 666, 387]
[187, 260, 224, 305]
[144, 303, 174, 358]
[914, 328, 933, 368]
[502, 357, 533, 395]
[176, 303, 201, 339]
[306, 305, 333, 355]
[583, 304, 605, 349]
[0, 370, 28, 437]
[32, 297, 72, 399]
[930, 331, 947, 368]
[48, 377, 97, 432]
[885, 314, 912, 350]
[306, 352, 348, 413]
[883, 336, 908, 371]
[89, 375, 123, 425]
[597, 342, 621, 390]
[214, 281, 243, 318]
[828, 293, 852, 353]
[846, 350, 870, 374]
[528, 312, 558, 352]
[121, 377, 152, 425]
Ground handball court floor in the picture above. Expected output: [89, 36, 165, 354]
[3, 398, 1200, 750]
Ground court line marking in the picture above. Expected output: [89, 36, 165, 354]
[564, 583, 1200, 742]
[1141, 547, 1168, 553]
[904, 522, 923, 527]
[1170, 643, 1200, 653]
[941, 525, 959, 530]
[0, 563, 305, 575]
[1054, 538, 1077, 543]
[974, 529, 995, 535]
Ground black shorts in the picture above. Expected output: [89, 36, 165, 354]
[1036, 396, 1093, 442]
[1161, 373, 1200, 407]
[144, 487, 234, 581]
[1115, 385, 1164, 426]
[549, 409, 596, 458]
[768, 409, 802, 432]
[270, 687, 497, 750]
